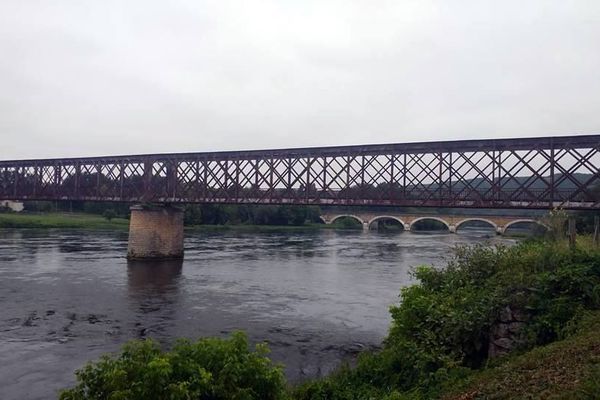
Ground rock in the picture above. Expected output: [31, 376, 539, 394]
[508, 321, 525, 333]
[493, 337, 514, 350]
[512, 309, 529, 322]
[492, 323, 509, 337]
[499, 306, 513, 322]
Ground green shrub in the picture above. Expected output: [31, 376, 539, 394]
[60, 332, 287, 400]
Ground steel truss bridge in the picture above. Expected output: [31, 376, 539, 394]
[1, 135, 599, 210]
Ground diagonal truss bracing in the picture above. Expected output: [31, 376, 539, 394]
[1, 134, 599, 209]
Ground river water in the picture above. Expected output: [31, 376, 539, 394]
[0, 228, 515, 399]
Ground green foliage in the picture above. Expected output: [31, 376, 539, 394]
[60, 331, 287, 400]
[0, 212, 129, 229]
[540, 208, 568, 240]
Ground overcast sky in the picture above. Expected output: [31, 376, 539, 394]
[1, 1, 599, 160]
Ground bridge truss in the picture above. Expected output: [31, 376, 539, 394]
[1, 135, 599, 209]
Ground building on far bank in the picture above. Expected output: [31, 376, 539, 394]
[1, 200, 24, 212]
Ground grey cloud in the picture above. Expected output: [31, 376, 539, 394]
[0, 0, 599, 159]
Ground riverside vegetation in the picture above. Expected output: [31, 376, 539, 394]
[56, 222, 600, 399]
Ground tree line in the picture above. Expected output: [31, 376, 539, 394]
[20, 201, 323, 227]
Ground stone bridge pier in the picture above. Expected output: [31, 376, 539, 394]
[127, 205, 184, 259]
[320, 212, 545, 235]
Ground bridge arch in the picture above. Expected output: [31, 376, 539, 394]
[502, 219, 547, 234]
[328, 214, 366, 226]
[409, 217, 451, 231]
[367, 215, 407, 229]
[455, 218, 498, 232]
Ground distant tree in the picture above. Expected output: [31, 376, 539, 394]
[102, 209, 117, 221]
[183, 205, 202, 226]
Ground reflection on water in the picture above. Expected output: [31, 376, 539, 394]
[127, 259, 183, 296]
[0, 228, 516, 400]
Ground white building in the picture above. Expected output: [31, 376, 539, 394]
[1, 200, 24, 212]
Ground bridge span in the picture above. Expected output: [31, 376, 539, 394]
[1, 134, 598, 258]
[320, 212, 544, 235]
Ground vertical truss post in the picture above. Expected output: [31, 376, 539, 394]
[167, 161, 176, 200]
[269, 157, 274, 203]
[96, 163, 101, 198]
[194, 159, 200, 201]
[345, 156, 351, 204]
[550, 138, 555, 208]
[119, 161, 124, 200]
[33, 165, 39, 197]
[360, 153, 365, 200]
[448, 152, 453, 205]
[202, 159, 208, 201]
[438, 151, 443, 205]
[402, 153, 407, 200]
[54, 164, 61, 198]
[75, 162, 81, 198]
[13, 166, 19, 198]
[235, 159, 240, 202]
[143, 161, 152, 202]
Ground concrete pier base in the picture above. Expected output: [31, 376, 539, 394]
[127, 205, 184, 259]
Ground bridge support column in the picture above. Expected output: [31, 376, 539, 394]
[496, 226, 504, 235]
[127, 205, 184, 259]
[449, 225, 456, 233]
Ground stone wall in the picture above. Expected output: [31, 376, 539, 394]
[488, 306, 529, 358]
[127, 205, 184, 259]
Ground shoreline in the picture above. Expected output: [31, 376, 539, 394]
[0, 212, 364, 232]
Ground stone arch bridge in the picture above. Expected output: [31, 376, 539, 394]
[320, 213, 545, 235]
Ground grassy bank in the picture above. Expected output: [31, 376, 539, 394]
[0, 212, 129, 229]
[443, 311, 600, 399]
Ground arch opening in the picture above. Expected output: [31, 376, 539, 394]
[368, 216, 405, 232]
[503, 220, 546, 236]
[455, 218, 497, 234]
[329, 215, 364, 230]
[410, 217, 450, 233]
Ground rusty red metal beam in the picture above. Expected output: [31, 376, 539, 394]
[1, 134, 599, 209]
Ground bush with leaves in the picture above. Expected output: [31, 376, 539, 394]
[60, 331, 287, 400]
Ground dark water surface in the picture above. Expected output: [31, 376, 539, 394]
[0, 228, 515, 399]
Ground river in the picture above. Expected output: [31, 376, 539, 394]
[0, 228, 515, 399]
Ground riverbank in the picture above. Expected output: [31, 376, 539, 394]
[443, 310, 600, 399]
[0, 212, 360, 231]
[0, 212, 130, 229]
